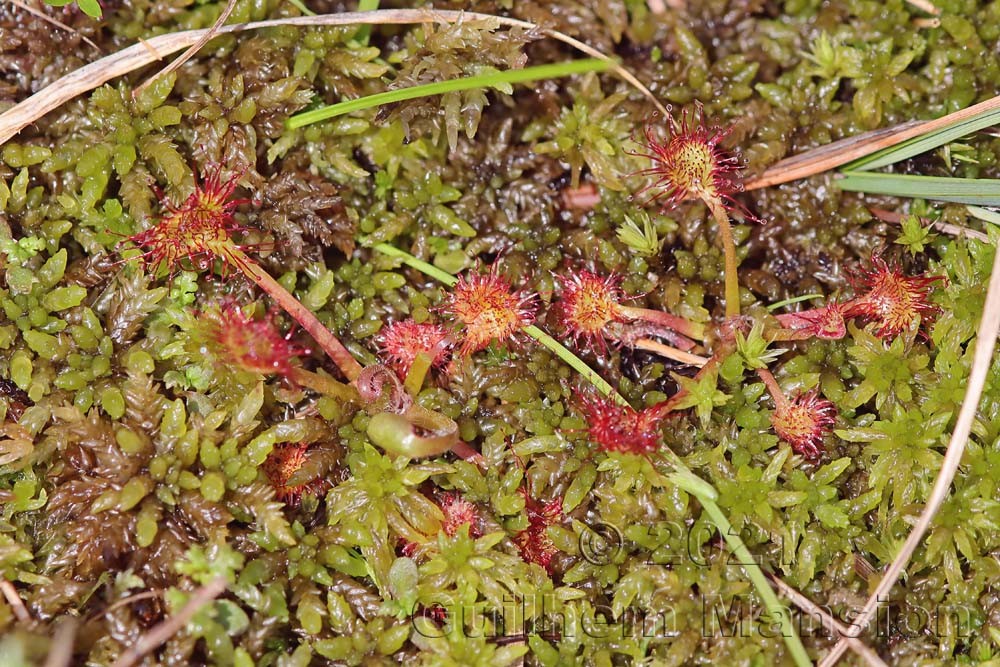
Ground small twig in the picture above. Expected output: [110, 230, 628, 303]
[913, 17, 941, 28]
[868, 207, 988, 243]
[87, 589, 163, 623]
[110, 577, 227, 667]
[43, 617, 79, 667]
[0, 578, 30, 624]
[5, 0, 101, 52]
[819, 225, 1000, 667]
[768, 574, 888, 667]
[633, 338, 709, 366]
[132, 0, 238, 100]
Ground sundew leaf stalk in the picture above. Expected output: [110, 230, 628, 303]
[126, 168, 363, 381]
[9, 3, 992, 664]
[125, 170, 477, 462]
[372, 242, 624, 401]
[630, 104, 759, 318]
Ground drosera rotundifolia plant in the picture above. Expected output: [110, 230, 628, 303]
[123, 165, 363, 383]
[1, 2, 999, 667]
[629, 102, 760, 319]
[123, 164, 473, 462]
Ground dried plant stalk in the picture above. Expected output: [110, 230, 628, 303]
[131, 0, 238, 98]
[747, 90, 1000, 189]
[110, 577, 227, 667]
[42, 617, 78, 667]
[632, 338, 709, 366]
[869, 207, 988, 243]
[768, 575, 888, 667]
[0, 578, 29, 623]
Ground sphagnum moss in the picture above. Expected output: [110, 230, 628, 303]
[2, 1, 1000, 666]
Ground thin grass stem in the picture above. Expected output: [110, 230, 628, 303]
[288, 58, 612, 129]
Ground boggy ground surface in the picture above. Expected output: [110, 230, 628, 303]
[1, 0, 1000, 665]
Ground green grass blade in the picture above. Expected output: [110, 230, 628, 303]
[523, 325, 622, 402]
[372, 242, 811, 667]
[967, 205, 1000, 228]
[847, 108, 1000, 172]
[286, 0, 315, 16]
[372, 242, 458, 287]
[767, 293, 824, 311]
[838, 171, 1000, 206]
[287, 58, 612, 129]
[354, 0, 378, 44]
[697, 500, 811, 666]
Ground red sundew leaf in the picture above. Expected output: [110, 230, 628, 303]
[843, 255, 944, 340]
[442, 263, 538, 357]
[378, 319, 451, 378]
[771, 390, 837, 460]
[628, 103, 759, 223]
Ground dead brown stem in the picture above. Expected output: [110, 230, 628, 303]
[744, 121, 924, 190]
[0, 577, 30, 624]
[87, 590, 163, 623]
[868, 207, 988, 243]
[632, 338, 709, 366]
[819, 224, 1000, 667]
[43, 617, 78, 667]
[767, 574, 888, 667]
[132, 0, 238, 99]
[110, 577, 227, 667]
[744, 87, 1000, 189]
